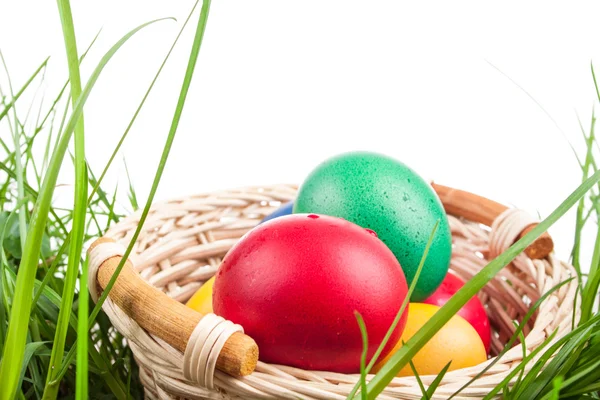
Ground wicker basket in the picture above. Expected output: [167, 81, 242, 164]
[88, 183, 578, 400]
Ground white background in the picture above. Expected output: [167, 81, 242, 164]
[2, 1, 600, 266]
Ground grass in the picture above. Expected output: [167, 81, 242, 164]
[1, 14, 178, 399]
[45, 2, 88, 398]
[348, 66, 600, 398]
[1, 1, 600, 399]
[0, 1, 209, 398]
[354, 167, 600, 399]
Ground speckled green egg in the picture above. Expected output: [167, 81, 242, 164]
[293, 152, 451, 301]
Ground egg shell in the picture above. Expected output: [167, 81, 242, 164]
[294, 151, 452, 301]
[213, 213, 409, 373]
[374, 303, 487, 376]
[186, 276, 215, 315]
[423, 272, 491, 353]
[260, 201, 294, 223]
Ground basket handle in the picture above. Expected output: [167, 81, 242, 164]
[87, 238, 258, 377]
[431, 183, 554, 259]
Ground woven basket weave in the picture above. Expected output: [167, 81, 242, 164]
[88, 184, 578, 400]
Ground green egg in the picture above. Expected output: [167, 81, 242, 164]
[293, 151, 452, 301]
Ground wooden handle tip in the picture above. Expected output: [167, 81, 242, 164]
[218, 332, 259, 377]
[520, 226, 554, 259]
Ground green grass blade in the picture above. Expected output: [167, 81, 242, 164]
[88, 0, 198, 205]
[76, 256, 90, 399]
[0, 51, 29, 256]
[105, 183, 119, 233]
[592, 62, 600, 104]
[512, 325, 595, 399]
[18, 342, 49, 393]
[354, 312, 368, 400]
[580, 64, 600, 323]
[0, 57, 48, 122]
[126, 358, 133, 399]
[514, 323, 528, 388]
[0, 160, 69, 237]
[123, 159, 139, 211]
[581, 213, 600, 322]
[87, 0, 211, 331]
[86, 339, 127, 399]
[346, 221, 439, 399]
[362, 169, 600, 399]
[0, 16, 171, 400]
[2, 263, 126, 397]
[561, 380, 600, 397]
[51, 310, 126, 397]
[570, 111, 596, 278]
[30, 266, 127, 397]
[482, 330, 559, 400]
[425, 362, 451, 399]
[32, 240, 68, 307]
[85, 163, 114, 223]
[409, 359, 428, 400]
[0, 200, 29, 322]
[0, 269, 5, 353]
[36, 29, 101, 149]
[551, 358, 600, 397]
[43, 1, 89, 396]
[448, 278, 573, 399]
[511, 316, 600, 399]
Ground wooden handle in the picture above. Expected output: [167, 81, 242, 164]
[431, 183, 554, 259]
[87, 238, 258, 377]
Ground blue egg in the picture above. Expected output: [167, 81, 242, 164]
[261, 201, 294, 223]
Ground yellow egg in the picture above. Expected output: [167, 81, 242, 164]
[374, 303, 486, 376]
[186, 276, 215, 314]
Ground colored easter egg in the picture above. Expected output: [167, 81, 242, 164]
[294, 151, 452, 301]
[213, 214, 409, 373]
[186, 276, 215, 315]
[423, 272, 491, 353]
[374, 303, 487, 376]
[261, 201, 294, 223]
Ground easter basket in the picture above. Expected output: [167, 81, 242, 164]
[88, 183, 577, 400]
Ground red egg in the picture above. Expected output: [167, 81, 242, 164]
[423, 272, 491, 353]
[213, 214, 409, 373]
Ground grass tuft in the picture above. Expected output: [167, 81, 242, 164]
[0, 4, 193, 398]
[361, 168, 600, 398]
